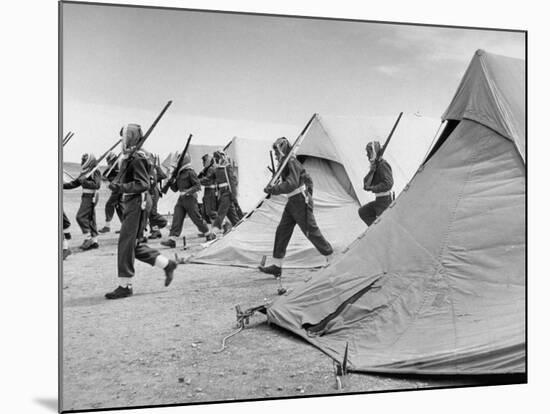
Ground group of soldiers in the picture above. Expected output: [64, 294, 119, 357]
[63, 123, 393, 300]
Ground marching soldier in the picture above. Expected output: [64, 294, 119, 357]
[148, 153, 168, 239]
[259, 137, 333, 278]
[105, 124, 177, 300]
[160, 153, 215, 248]
[63, 153, 101, 250]
[210, 150, 241, 235]
[358, 140, 394, 226]
[198, 153, 218, 232]
[99, 151, 123, 233]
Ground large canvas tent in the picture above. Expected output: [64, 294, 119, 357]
[190, 113, 440, 268]
[266, 50, 526, 375]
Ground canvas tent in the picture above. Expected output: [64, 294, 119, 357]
[266, 50, 525, 375]
[189, 113, 440, 268]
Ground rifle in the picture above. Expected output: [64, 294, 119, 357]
[63, 131, 74, 147]
[112, 100, 173, 185]
[267, 150, 276, 175]
[161, 133, 193, 194]
[81, 139, 122, 179]
[363, 111, 403, 189]
[267, 113, 318, 191]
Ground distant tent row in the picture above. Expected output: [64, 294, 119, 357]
[189, 114, 440, 268]
[265, 50, 526, 375]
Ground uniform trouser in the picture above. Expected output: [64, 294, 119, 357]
[358, 195, 392, 226]
[63, 211, 71, 230]
[232, 198, 244, 220]
[118, 194, 161, 278]
[274, 193, 333, 259]
[213, 189, 240, 228]
[202, 189, 218, 224]
[148, 187, 168, 229]
[105, 190, 123, 223]
[76, 194, 98, 237]
[169, 195, 209, 236]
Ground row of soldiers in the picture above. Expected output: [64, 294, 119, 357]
[63, 124, 393, 299]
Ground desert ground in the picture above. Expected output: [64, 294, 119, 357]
[62, 181, 513, 412]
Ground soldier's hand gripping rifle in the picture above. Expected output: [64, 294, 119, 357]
[363, 111, 403, 189]
[110, 100, 173, 186]
[161, 133, 193, 194]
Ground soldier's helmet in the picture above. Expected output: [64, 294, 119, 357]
[81, 153, 97, 171]
[201, 153, 212, 165]
[213, 150, 226, 163]
[120, 124, 143, 153]
[366, 141, 381, 161]
[273, 137, 291, 157]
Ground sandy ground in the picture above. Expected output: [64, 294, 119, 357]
[62, 186, 508, 412]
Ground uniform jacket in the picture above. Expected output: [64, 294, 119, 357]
[364, 158, 393, 193]
[270, 156, 313, 196]
[104, 162, 120, 183]
[63, 170, 101, 191]
[198, 163, 216, 187]
[170, 165, 201, 196]
[118, 152, 151, 194]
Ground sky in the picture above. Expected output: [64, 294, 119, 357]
[62, 2, 525, 162]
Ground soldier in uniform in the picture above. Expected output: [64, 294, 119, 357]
[63, 153, 101, 250]
[160, 153, 215, 248]
[259, 137, 333, 278]
[209, 150, 241, 235]
[105, 124, 177, 300]
[198, 153, 218, 233]
[148, 153, 168, 239]
[358, 141, 394, 226]
[99, 152, 123, 233]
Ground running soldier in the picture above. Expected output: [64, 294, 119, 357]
[358, 141, 394, 226]
[259, 137, 333, 278]
[63, 153, 101, 250]
[99, 152, 123, 233]
[160, 153, 215, 248]
[148, 153, 168, 239]
[210, 150, 240, 235]
[105, 124, 177, 300]
[198, 153, 218, 234]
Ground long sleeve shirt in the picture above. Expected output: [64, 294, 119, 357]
[270, 156, 313, 196]
[63, 170, 101, 191]
[118, 152, 151, 194]
[213, 164, 237, 193]
[364, 158, 393, 194]
[198, 164, 216, 187]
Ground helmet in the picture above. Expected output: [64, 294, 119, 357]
[120, 124, 143, 154]
[81, 153, 97, 171]
[366, 141, 381, 162]
[273, 137, 291, 158]
[213, 150, 226, 163]
[201, 153, 212, 164]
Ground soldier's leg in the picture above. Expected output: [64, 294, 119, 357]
[168, 196, 185, 237]
[293, 195, 333, 256]
[213, 191, 231, 230]
[259, 203, 296, 277]
[372, 195, 392, 219]
[117, 197, 141, 279]
[76, 196, 92, 235]
[63, 211, 71, 259]
[134, 195, 161, 266]
[183, 197, 210, 234]
[358, 201, 377, 226]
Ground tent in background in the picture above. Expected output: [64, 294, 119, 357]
[189, 113, 440, 269]
[266, 50, 526, 375]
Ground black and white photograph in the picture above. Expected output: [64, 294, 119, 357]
[57, 1, 528, 412]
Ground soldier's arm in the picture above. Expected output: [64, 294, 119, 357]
[119, 157, 150, 194]
[63, 179, 81, 190]
[369, 161, 393, 193]
[81, 171, 101, 190]
[186, 170, 202, 195]
[270, 158, 301, 195]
